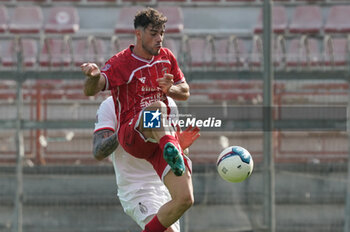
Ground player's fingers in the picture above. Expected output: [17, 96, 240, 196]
[165, 73, 174, 79]
[176, 124, 181, 133]
[192, 133, 201, 141]
[192, 126, 200, 133]
[184, 125, 193, 132]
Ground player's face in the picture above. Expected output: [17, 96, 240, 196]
[141, 25, 165, 56]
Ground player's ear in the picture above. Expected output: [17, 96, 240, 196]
[135, 28, 142, 40]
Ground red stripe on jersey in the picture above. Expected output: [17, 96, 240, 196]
[94, 127, 115, 133]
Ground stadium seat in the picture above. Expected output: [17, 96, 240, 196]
[8, 6, 43, 34]
[73, 37, 106, 67]
[39, 38, 72, 67]
[289, 6, 322, 34]
[157, 6, 184, 34]
[44, 7, 79, 34]
[213, 36, 247, 68]
[254, 6, 287, 34]
[285, 37, 321, 67]
[183, 36, 213, 68]
[324, 37, 348, 66]
[2, 39, 37, 67]
[114, 6, 143, 34]
[0, 5, 7, 33]
[324, 6, 350, 34]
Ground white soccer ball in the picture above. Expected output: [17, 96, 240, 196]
[216, 146, 254, 183]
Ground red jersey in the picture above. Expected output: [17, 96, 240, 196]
[101, 45, 185, 129]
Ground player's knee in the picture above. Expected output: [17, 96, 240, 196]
[175, 191, 194, 212]
[148, 101, 167, 112]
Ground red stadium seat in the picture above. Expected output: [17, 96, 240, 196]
[114, 6, 143, 34]
[44, 7, 79, 34]
[39, 38, 72, 67]
[214, 37, 247, 68]
[8, 6, 43, 34]
[157, 7, 184, 34]
[184, 37, 213, 68]
[0, 5, 8, 33]
[324, 38, 348, 66]
[289, 6, 322, 34]
[324, 6, 350, 34]
[73, 38, 106, 67]
[286, 38, 321, 67]
[2, 39, 37, 67]
[254, 6, 287, 34]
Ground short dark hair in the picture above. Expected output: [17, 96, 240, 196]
[134, 7, 167, 30]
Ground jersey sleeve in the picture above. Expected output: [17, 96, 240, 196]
[94, 97, 117, 133]
[167, 49, 185, 85]
[100, 55, 127, 90]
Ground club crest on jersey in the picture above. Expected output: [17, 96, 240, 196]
[161, 67, 169, 76]
[138, 202, 148, 214]
[101, 64, 111, 71]
[138, 77, 146, 84]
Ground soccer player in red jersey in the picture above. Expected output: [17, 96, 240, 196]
[82, 7, 194, 232]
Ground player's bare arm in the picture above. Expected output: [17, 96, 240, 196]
[81, 63, 106, 96]
[157, 73, 190, 100]
[93, 129, 119, 161]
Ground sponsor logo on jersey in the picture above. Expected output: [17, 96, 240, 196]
[161, 67, 169, 76]
[141, 86, 158, 92]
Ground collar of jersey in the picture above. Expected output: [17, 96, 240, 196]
[130, 46, 154, 64]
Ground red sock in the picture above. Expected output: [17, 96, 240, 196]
[142, 215, 167, 232]
[159, 134, 180, 152]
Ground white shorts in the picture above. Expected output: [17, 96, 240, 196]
[120, 188, 180, 231]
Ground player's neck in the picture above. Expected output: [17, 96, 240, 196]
[132, 44, 153, 61]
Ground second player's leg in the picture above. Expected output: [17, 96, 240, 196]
[156, 169, 194, 228]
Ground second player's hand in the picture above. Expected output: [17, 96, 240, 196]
[176, 124, 200, 150]
[157, 73, 174, 94]
[81, 63, 101, 78]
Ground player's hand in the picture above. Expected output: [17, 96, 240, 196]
[157, 73, 174, 94]
[81, 63, 100, 78]
[176, 124, 200, 150]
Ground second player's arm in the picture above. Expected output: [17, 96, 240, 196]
[93, 129, 119, 161]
